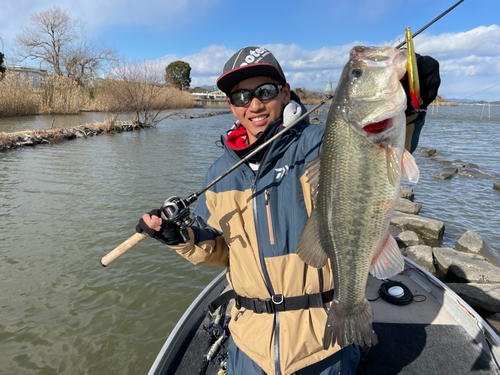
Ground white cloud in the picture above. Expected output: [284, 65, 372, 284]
[183, 26, 500, 101]
[183, 45, 234, 75]
[413, 25, 500, 59]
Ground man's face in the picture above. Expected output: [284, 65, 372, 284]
[228, 76, 291, 145]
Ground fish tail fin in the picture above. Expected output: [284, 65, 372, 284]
[323, 299, 378, 350]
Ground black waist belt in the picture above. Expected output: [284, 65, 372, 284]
[208, 289, 334, 314]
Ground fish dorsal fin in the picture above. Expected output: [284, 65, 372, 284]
[296, 209, 329, 268]
[306, 155, 321, 206]
[401, 149, 419, 183]
[385, 145, 401, 188]
[370, 232, 405, 279]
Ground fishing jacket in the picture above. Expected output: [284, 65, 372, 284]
[170, 109, 341, 374]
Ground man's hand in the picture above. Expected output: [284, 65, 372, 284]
[136, 209, 183, 246]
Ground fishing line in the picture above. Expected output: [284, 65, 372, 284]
[395, 0, 466, 49]
[462, 82, 500, 100]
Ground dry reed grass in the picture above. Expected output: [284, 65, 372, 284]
[39, 75, 90, 114]
[95, 80, 193, 113]
[0, 73, 40, 116]
[0, 72, 194, 120]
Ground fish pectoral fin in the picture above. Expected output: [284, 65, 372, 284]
[296, 209, 329, 268]
[401, 149, 419, 183]
[385, 145, 401, 188]
[370, 232, 405, 279]
[306, 155, 321, 206]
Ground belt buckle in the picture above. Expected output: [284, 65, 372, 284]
[252, 298, 273, 314]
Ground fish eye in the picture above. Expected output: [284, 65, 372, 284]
[351, 68, 363, 79]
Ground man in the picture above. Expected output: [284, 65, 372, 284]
[137, 46, 360, 374]
[402, 54, 441, 153]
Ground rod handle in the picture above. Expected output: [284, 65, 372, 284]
[100, 232, 149, 267]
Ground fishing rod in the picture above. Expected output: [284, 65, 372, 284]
[396, 0, 465, 49]
[101, 94, 334, 266]
[102, 1, 466, 267]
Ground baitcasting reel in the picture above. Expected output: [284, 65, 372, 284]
[160, 196, 207, 242]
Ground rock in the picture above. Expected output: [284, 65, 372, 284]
[454, 159, 465, 164]
[493, 181, 500, 191]
[397, 231, 425, 247]
[182, 111, 232, 119]
[430, 156, 453, 165]
[406, 245, 435, 273]
[432, 173, 454, 180]
[433, 247, 500, 283]
[442, 167, 458, 174]
[447, 283, 500, 314]
[391, 212, 444, 240]
[399, 186, 414, 202]
[455, 230, 500, 266]
[454, 163, 466, 168]
[62, 129, 76, 140]
[457, 168, 493, 179]
[309, 117, 324, 125]
[17, 136, 35, 146]
[419, 147, 437, 156]
[394, 198, 421, 214]
[466, 163, 481, 169]
[74, 129, 87, 138]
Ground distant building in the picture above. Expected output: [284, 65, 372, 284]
[191, 86, 226, 99]
[6, 66, 49, 88]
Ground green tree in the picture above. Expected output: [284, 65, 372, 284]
[165, 61, 191, 90]
[0, 52, 6, 78]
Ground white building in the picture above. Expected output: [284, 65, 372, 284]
[6, 66, 49, 88]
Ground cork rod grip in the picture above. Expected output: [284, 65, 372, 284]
[100, 232, 149, 267]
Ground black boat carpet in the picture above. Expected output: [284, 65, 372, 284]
[356, 322, 499, 375]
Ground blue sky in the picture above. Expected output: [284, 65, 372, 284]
[2, 0, 500, 101]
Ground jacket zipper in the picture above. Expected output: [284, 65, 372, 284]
[265, 190, 275, 245]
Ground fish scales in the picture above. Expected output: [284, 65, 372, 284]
[297, 46, 419, 350]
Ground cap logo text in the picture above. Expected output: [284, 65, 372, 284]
[240, 48, 270, 67]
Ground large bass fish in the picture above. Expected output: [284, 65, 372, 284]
[296, 46, 419, 350]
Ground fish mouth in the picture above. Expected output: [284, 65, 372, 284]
[363, 119, 392, 134]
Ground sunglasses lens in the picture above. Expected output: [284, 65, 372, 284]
[254, 85, 278, 101]
[231, 91, 252, 106]
[230, 84, 281, 106]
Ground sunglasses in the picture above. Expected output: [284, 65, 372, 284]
[229, 83, 282, 107]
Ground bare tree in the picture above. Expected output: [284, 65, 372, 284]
[14, 7, 117, 83]
[99, 59, 192, 126]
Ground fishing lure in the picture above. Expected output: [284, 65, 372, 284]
[406, 27, 420, 111]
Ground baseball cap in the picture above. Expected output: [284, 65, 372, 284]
[217, 46, 286, 95]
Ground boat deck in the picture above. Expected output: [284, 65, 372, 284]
[152, 262, 500, 375]
[358, 274, 499, 374]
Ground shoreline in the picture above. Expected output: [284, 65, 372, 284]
[0, 118, 152, 151]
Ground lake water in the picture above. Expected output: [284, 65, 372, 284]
[0, 104, 499, 374]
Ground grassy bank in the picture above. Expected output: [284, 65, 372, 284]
[0, 73, 194, 118]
